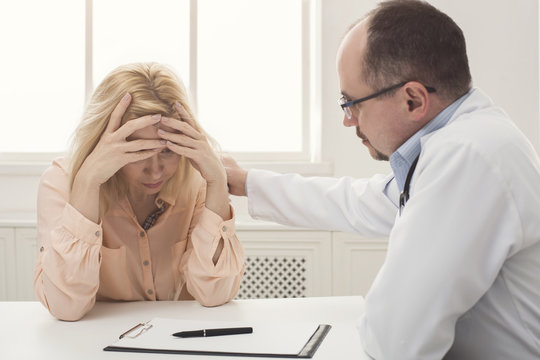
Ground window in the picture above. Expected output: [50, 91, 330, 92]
[0, 0, 85, 154]
[0, 0, 317, 162]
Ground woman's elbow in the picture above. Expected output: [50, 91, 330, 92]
[189, 279, 240, 307]
[37, 291, 95, 321]
[48, 304, 90, 321]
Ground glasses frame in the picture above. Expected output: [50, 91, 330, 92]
[338, 81, 436, 119]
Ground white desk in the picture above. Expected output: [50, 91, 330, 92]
[1, 296, 370, 360]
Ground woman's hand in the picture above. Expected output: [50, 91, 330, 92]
[157, 102, 231, 220]
[70, 93, 166, 222]
[77, 93, 165, 187]
[158, 102, 226, 186]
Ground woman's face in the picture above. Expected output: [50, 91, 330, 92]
[120, 121, 181, 199]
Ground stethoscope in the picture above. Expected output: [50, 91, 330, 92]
[398, 154, 420, 216]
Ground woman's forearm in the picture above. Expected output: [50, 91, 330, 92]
[204, 181, 232, 221]
[69, 167, 102, 223]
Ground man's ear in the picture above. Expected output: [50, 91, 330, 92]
[404, 82, 430, 121]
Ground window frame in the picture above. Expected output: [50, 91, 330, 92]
[0, 0, 323, 168]
[188, 0, 320, 162]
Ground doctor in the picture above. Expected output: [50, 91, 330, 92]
[224, 0, 540, 359]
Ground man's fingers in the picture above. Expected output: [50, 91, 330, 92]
[106, 93, 132, 133]
[221, 153, 239, 168]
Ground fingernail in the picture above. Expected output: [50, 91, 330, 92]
[160, 139, 167, 145]
[161, 116, 168, 123]
[152, 114, 161, 120]
[175, 101, 182, 108]
[158, 129, 165, 135]
[122, 93, 131, 101]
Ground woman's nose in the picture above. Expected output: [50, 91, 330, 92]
[144, 155, 164, 177]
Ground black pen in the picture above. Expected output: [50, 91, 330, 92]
[172, 327, 253, 338]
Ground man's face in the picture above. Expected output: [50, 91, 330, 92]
[336, 20, 403, 161]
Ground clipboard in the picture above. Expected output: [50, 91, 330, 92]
[104, 318, 331, 358]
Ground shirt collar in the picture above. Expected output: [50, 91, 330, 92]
[155, 189, 176, 207]
[389, 90, 472, 191]
[117, 186, 177, 217]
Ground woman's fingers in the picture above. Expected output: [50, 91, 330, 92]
[122, 138, 166, 153]
[157, 129, 200, 149]
[174, 101, 196, 127]
[106, 93, 132, 133]
[114, 114, 162, 140]
[164, 138, 225, 183]
[123, 148, 163, 164]
[165, 140, 197, 158]
[160, 116, 201, 140]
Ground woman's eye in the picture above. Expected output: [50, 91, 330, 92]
[160, 148, 174, 156]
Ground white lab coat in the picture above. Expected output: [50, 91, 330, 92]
[246, 89, 540, 359]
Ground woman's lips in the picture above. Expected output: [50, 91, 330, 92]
[142, 181, 163, 189]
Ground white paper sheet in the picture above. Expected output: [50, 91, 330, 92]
[111, 318, 321, 355]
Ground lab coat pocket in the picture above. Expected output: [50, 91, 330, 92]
[98, 245, 132, 300]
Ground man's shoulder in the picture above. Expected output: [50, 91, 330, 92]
[424, 100, 531, 161]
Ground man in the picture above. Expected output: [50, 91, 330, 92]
[225, 0, 540, 359]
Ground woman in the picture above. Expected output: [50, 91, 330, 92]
[34, 63, 245, 321]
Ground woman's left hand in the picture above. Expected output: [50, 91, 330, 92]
[158, 102, 226, 185]
[158, 102, 231, 220]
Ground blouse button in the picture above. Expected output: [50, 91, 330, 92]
[222, 226, 227, 232]
[143, 260, 149, 266]
[139, 231, 145, 238]
[39, 246, 44, 252]
[95, 230, 101, 237]
[147, 289, 153, 295]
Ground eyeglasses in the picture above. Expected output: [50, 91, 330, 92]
[119, 321, 153, 339]
[338, 81, 436, 119]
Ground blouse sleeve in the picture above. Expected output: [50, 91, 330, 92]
[33, 159, 103, 321]
[180, 183, 245, 306]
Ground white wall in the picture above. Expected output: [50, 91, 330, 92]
[0, 0, 538, 219]
[434, 0, 539, 154]
[322, 0, 539, 180]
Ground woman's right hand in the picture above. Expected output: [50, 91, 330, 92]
[69, 93, 165, 223]
[77, 93, 165, 186]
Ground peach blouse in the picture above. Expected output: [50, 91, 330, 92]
[34, 158, 245, 320]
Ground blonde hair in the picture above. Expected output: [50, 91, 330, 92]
[69, 62, 207, 214]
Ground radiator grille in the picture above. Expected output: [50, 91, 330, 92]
[236, 256, 307, 299]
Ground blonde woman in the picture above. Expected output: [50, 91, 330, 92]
[34, 63, 245, 321]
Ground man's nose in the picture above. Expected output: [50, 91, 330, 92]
[343, 113, 357, 127]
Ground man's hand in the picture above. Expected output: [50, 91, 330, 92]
[222, 154, 248, 196]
